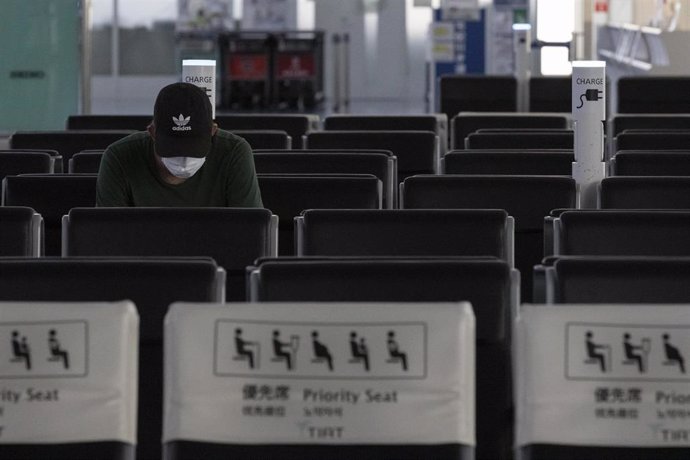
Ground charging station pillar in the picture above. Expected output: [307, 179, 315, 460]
[513, 23, 531, 112]
[572, 61, 606, 209]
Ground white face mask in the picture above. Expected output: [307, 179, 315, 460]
[160, 156, 206, 178]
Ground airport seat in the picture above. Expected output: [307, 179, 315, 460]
[253, 150, 397, 208]
[401, 174, 576, 302]
[617, 76, 690, 113]
[613, 132, 690, 153]
[8, 130, 133, 167]
[62, 207, 277, 301]
[552, 210, 690, 256]
[534, 209, 690, 301]
[610, 151, 690, 176]
[544, 256, 690, 304]
[257, 173, 382, 255]
[0, 257, 223, 460]
[2, 174, 98, 256]
[608, 116, 690, 157]
[66, 114, 152, 131]
[216, 113, 320, 149]
[248, 256, 518, 460]
[542, 208, 571, 258]
[517, 303, 690, 459]
[442, 150, 574, 175]
[528, 76, 571, 112]
[164, 300, 477, 460]
[599, 176, 690, 209]
[450, 112, 570, 150]
[0, 300, 138, 460]
[295, 209, 514, 266]
[231, 129, 292, 149]
[0, 151, 54, 179]
[323, 114, 448, 153]
[609, 114, 690, 138]
[0, 206, 42, 256]
[69, 151, 104, 173]
[439, 75, 517, 121]
[304, 130, 438, 183]
[1, 149, 63, 173]
[465, 131, 573, 150]
[66, 114, 315, 148]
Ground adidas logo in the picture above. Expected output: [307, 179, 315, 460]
[172, 114, 192, 131]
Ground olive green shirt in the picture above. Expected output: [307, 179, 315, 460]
[96, 130, 263, 207]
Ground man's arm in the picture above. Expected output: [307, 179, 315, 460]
[96, 148, 131, 206]
[225, 138, 264, 208]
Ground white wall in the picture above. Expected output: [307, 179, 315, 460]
[608, 0, 633, 24]
[91, 75, 177, 114]
[315, 0, 429, 106]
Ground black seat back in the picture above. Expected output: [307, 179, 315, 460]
[440, 75, 517, 121]
[0, 257, 221, 460]
[451, 113, 569, 149]
[528, 76, 571, 112]
[231, 129, 291, 149]
[0, 151, 54, 179]
[466, 131, 573, 150]
[258, 174, 382, 255]
[443, 150, 573, 175]
[253, 151, 396, 208]
[249, 256, 516, 460]
[401, 175, 576, 302]
[63, 207, 276, 301]
[3, 174, 98, 256]
[600, 177, 690, 209]
[216, 114, 318, 149]
[9, 130, 133, 166]
[69, 151, 104, 173]
[304, 131, 437, 182]
[295, 209, 512, 265]
[617, 76, 690, 113]
[555, 210, 690, 256]
[0, 206, 42, 256]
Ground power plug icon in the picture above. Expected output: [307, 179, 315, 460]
[577, 89, 603, 109]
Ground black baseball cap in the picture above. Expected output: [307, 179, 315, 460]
[153, 82, 213, 158]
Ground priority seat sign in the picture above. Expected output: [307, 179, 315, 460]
[517, 304, 690, 448]
[0, 301, 138, 445]
[164, 302, 475, 446]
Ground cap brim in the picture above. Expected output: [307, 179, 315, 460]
[155, 133, 211, 158]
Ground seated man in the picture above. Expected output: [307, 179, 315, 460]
[585, 330, 608, 373]
[97, 82, 263, 207]
[48, 329, 70, 370]
[387, 330, 408, 371]
[234, 328, 258, 369]
[311, 330, 333, 371]
[622, 332, 646, 373]
[272, 330, 293, 371]
[663, 333, 686, 374]
[349, 331, 370, 371]
[11, 330, 31, 370]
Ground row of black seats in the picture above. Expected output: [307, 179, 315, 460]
[7, 171, 690, 298]
[0, 205, 518, 460]
[534, 209, 690, 301]
[8, 141, 690, 187]
[439, 75, 690, 120]
[6, 129, 441, 183]
[6, 253, 690, 460]
[8, 112, 690, 181]
[5, 230, 690, 460]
